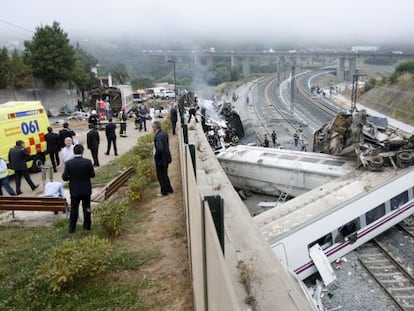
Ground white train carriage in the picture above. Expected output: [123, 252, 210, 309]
[254, 167, 414, 280]
[217, 145, 354, 197]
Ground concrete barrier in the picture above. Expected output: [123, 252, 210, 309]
[178, 124, 316, 311]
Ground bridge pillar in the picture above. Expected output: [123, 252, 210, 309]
[242, 57, 250, 75]
[193, 55, 199, 65]
[337, 57, 345, 81]
[348, 57, 357, 81]
[207, 55, 214, 67]
[230, 55, 235, 68]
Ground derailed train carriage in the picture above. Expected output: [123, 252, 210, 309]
[254, 165, 414, 280]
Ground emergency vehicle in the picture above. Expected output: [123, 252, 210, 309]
[0, 101, 50, 173]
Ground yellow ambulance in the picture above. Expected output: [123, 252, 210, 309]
[0, 101, 50, 172]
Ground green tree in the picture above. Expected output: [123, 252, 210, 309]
[24, 21, 75, 88]
[72, 48, 97, 91]
[395, 61, 414, 75]
[0, 47, 9, 88]
[8, 49, 31, 89]
[131, 76, 155, 89]
[111, 63, 129, 84]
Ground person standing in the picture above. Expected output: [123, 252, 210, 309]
[105, 98, 111, 120]
[271, 130, 277, 147]
[87, 124, 100, 167]
[88, 110, 99, 128]
[170, 104, 178, 135]
[152, 121, 173, 196]
[187, 104, 198, 123]
[0, 157, 16, 196]
[62, 144, 95, 233]
[8, 140, 39, 195]
[118, 108, 128, 137]
[138, 104, 149, 132]
[59, 122, 76, 148]
[105, 119, 118, 156]
[58, 137, 75, 170]
[45, 126, 60, 172]
[263, 134, 270, 148]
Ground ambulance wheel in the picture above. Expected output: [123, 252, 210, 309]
[30, 155, 43, 173]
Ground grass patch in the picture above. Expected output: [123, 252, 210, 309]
[0, 207, 163, 310]
[0, 132, 172, 310]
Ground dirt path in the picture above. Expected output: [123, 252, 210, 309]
[122, 133, 193, 310]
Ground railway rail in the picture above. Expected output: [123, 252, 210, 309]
[248, 70, 341, 146]
[357, 236, 414, 310]
[398, 216, 414, 239]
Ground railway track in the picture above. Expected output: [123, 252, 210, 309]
[398, 216, 414, 239]
[357, 237, 414, 310]
[248, 70, 340, 146]
[248, 74, 299, 145]
[295, 73, 339, 118]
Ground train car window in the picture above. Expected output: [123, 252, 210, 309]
[308, 233, 333, 250]
[366, 203, 386, 225]
[390, 191, 409, 210]
[335, 218, 361, 243]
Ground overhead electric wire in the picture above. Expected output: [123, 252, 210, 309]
[0, 18, 34, 33]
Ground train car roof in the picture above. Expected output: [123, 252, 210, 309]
[217, 145, 355, 177]
[253, 167, 413, 244]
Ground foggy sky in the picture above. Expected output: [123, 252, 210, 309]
[1, 0, 413, 45]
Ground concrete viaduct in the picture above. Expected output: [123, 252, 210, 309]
[144, 50, 414, 81]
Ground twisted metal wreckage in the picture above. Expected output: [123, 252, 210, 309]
[313, 109, 414, 170]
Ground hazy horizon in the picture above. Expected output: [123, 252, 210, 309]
[1, 0, 414, 49]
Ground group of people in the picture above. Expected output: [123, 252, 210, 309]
[0, 106, 175, 235]
[0, 140, 39, 196]
[262, 130, 278, 148]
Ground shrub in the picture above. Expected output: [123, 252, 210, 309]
[38, 236, 112, 292]
[161, 117, 172, 132]
[134, 133, 154, 160]
[127, 175, 149, 201]
[389, 73, 399, 84]
[93, 198, 129, 237]
[119, 151, 141, 168]
[137, 158, 157, 182]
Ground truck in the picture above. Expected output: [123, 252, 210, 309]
[89, 85, 133, 117]
[0, 101, 50, 173]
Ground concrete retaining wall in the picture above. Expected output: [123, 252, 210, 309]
[179, 123, 316, 310]
[0, 89, 78, 112]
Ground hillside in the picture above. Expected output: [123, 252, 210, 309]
[360, 74, 414, 126]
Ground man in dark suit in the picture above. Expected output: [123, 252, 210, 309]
[45, 127, 60, 172]
[59, 122, 76, 148]
[86, 124, 100, 167]
[8, 140, 39, 195]
[105, 118, 118, 156]
[62, 144, 95, 233]
[170, 104, 178, 135]
[152, 121, 173, 196]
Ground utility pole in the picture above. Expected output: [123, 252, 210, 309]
[351, 73, 366, 112]
[290, 65, 295, 113]
[167, 59, 177, 100]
